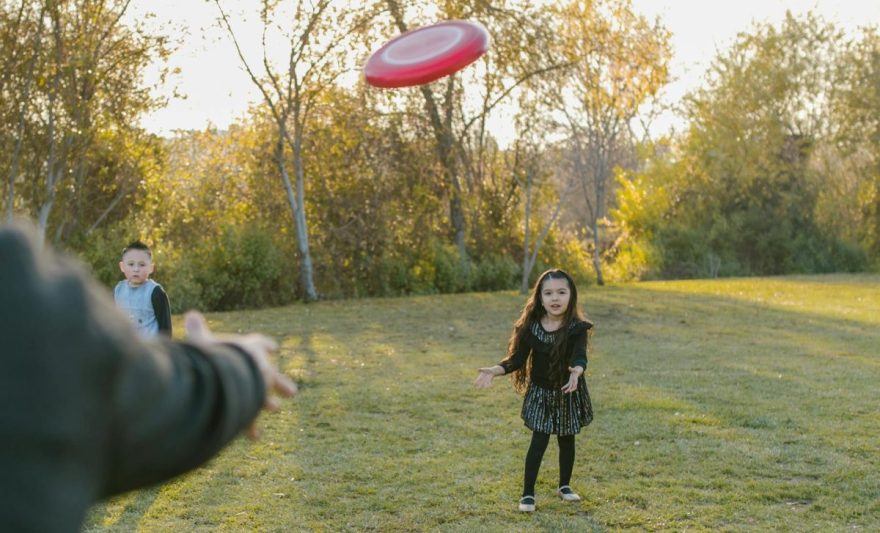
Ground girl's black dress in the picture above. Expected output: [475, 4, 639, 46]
[500, 320, 593, 436]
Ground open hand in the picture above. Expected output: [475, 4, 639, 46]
[473, 367, 498, 388]
[561, 366, 583, 394]
[184, 311, 297, 439]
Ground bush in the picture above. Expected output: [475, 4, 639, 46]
[431, 241, 472, 293]
[71, 222, 140, 289]
[472, 254, 519, 291]
[528, 236, 596, 289]
[190, 225, 297, 311]
[605, 237, 658, 282]
[372, 251, 422, 296]
[368, 246, 520, 296]
[158, 247, 205, 312]
[74, 224, 596, 308]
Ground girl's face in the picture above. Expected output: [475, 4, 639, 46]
[540, 277, 571, 319]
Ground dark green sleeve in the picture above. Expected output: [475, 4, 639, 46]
[568, 322, 590, 370]
[0, 223, 265, 530]
[151, 284, 172, 335]
[499, 330, 531, 374]
[103, 336, 265, 495]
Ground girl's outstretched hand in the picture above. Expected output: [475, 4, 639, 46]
[561, 366, 583, 393]
[474, 367, 499, 388]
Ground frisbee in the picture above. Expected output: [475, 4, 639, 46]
[364, 20, 490, 88]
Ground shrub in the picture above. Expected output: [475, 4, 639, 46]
[472, 254, 519, 291]
[529, 236, 596, 289]
[189, 224, 296, 311]
[431, 241, 472, 293]
[373, 251, 421, 296]
[71, 222, 140, 289]
[158, 247, 206, 312]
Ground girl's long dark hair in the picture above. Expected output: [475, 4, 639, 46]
[501, 269, 587, 393]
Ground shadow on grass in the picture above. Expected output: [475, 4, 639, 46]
[581, 281, 879, 527]
[83, 486, 160, 531]
[590, 282, 879, 427]
[248, 281, 880, 529]
[86, 277, 880, 531]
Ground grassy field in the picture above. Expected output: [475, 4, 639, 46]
[84, 274, 880, 532]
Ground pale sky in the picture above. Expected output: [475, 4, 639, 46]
[132, 1, 880, 139]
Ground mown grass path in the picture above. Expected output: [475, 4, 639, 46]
[86, 275, 880, 531]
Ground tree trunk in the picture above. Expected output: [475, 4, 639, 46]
[386, 0, 469, 267]
[277, 136, 318, 302]
[591, 217, 604, 285]
[87, 180, 133, 234]
[291, 132, 318, 302]
[521, 167, 532, 294]
[4, 97, 28, 221]
[416, 84, 469, 259]
[36, 169, 60, 245]
[5, 62, 33, 222]
[590, 149, 608, 286]
[522, 166, 571, 293]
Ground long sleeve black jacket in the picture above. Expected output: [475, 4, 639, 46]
[499, 320, 591, 388]
[0, 223, 265, 532]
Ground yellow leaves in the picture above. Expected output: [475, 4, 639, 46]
[552, 0, 671, 119]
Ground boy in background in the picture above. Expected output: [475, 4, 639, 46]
[115, 240, 172, 337]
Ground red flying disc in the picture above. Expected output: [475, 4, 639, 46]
[364, 20, 490, 88]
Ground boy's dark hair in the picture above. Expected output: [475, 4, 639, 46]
[122, 240, 151, 258]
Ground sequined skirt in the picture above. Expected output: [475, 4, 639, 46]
[520, 378, 593, 436]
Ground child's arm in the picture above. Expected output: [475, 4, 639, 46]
[561, 366, 584, 393]
[499, 333, 530, 374]
[562, 323, 590, 393]
[569, 329, 588, 370]
[474, 332, 529, 388]
[151, 285, 172, 336]
[473, 365, 504, 388]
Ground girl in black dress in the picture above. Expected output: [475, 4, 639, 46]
[474, 269, 593, 512]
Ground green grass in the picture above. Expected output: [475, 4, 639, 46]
[84, 274, 880, 532]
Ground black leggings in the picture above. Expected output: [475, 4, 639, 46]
[522, 431, 575, 497]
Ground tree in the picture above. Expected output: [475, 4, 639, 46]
[376, 0, 569, 272]
[545, 0, 671, 285]
[300, 86, 443, 296]
[684, 12, 852, 275]
[507, 97, 574, 293]
[1, 0, 46, 221]
[213, 0, 373, 301]
[616, 12, 864, 278]
[0, 0, 170, 243]
[828, 27, 880, 263]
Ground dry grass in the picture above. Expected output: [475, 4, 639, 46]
[85, 274, 880, 531]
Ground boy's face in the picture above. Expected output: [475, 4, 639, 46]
[119, 249, 154, 287]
